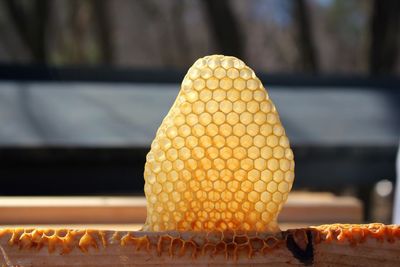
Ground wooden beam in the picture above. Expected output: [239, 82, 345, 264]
[0, 224, 398, 266]
[0, 193, 362, 225]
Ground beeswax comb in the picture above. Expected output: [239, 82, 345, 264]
[143, 55, 295, 232]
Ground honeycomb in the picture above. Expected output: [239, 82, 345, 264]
[143, 55, 294, 232]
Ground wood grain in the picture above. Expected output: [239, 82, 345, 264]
[0, 192, 362, 225]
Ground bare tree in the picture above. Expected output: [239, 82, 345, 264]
[292, 0, 318, 73]
[3, 0, 50, 63]
[369, 0, 400, 75]
[91, 0, 113, 65]
[202, 0, 244, 58]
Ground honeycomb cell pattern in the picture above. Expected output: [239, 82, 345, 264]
[143, 55, 295, 232]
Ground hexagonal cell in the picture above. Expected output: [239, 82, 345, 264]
[203, 200, 214, 212]
[219, 147, 232, 160]
[196, 191, 207, 202]
[214, 67, 226, 79]
[226, 112, 239, 125]
[246, 123, 259, 136]
[266, 202, 277, 213]
[207, 57, 221, 69]
[254, 180, 267, 193]
[186, 114, 198, 127]
[220, 169, 233, 182]
[213, 180, 226, 192]
[233, 124, 246, 137]
[233, 147, 247, 160]
[247, 100, 260, 113]
[279, 136, 290, 148]
[186, 136, 198, 149]
[199, 135, 212, 148]
[200, 67, 213, 79]
[233, 78, 246, 90]
[273, 146, 284, 159]
[206, 77, 219, 89]
[266, 181, 278, 193]
[154, 150, 166, 162]
[241, 180, 253, 193]
[248, 169, 260, 182]
[247, 146, 260, 159]
[248, 191, 260, 203]
[261, 211, 271, 221]
[213, 89, 226, 101]
[193, 78, 205, 90]
[280, 158, 291, 171]
[206, 123, 219, 136]
[180, 169, 191, 181]
[178, 147, 191, 160]
[234, 169, 247, 182]
[192, 101, 205, 115]
[199, 88, 212, 102]
[173, 159, 184, 171]
[273, 170, 284, 183]
[278, 182, 290, 193]
[260, 192, 272, 203]
[163, 181, 174, 193]
[255, 201, 266, 212]
[213, 135, 225, 149]
[201, 180, 213, 192]
[206, 100, 219, 113]
[175, 181, 186, 192]
[285, 171, 295, 183]
[226, 158, 240, 171]
[221, 191, 233, 202]
[267, 158, 279, 171]
[241, 201, 252, 212]
[152, 182, 162, 194]
[239, 68, 252, 80]
[146, 174, 156, 184]
[240, 135, 253, 148]
[219, 123, 232, 137]
[272, 191, 283, 202]
[150, 161, 161, 173]
[161, 160, 173, 172]
[227, 180, 240, 192]
[213, 158, 225, 170]
[254, 158, 267, 171]
[208, 191, 220, 201]
[234, 190, 246, 201]
[189, 180, 200, 191]
[213, 112, 226, 125]
[240, 158, 253, 171]
[239, 112, 253, 125]
[267, 113, 278, 124]
[285, 148, 294, 160]
[247, 79, 259, 90]
[254, 112, 267, 125]
[207, 169, 219, 181]
[180, 102, 192, 115]
[200, 157, 212, 170]
[253, 90, 266, 101]
[186, 90, 198, 103]
[253, 135, 266, 148]
[166, 148, 178, 161]
[194, 169, 205, 180]
[219, 100, 233, 114]
[233, 100, 246, 113]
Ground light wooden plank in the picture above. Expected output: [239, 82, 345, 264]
[0, 192, 362, 224]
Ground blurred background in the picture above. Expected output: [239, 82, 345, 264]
[0, 0, 399, 226]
